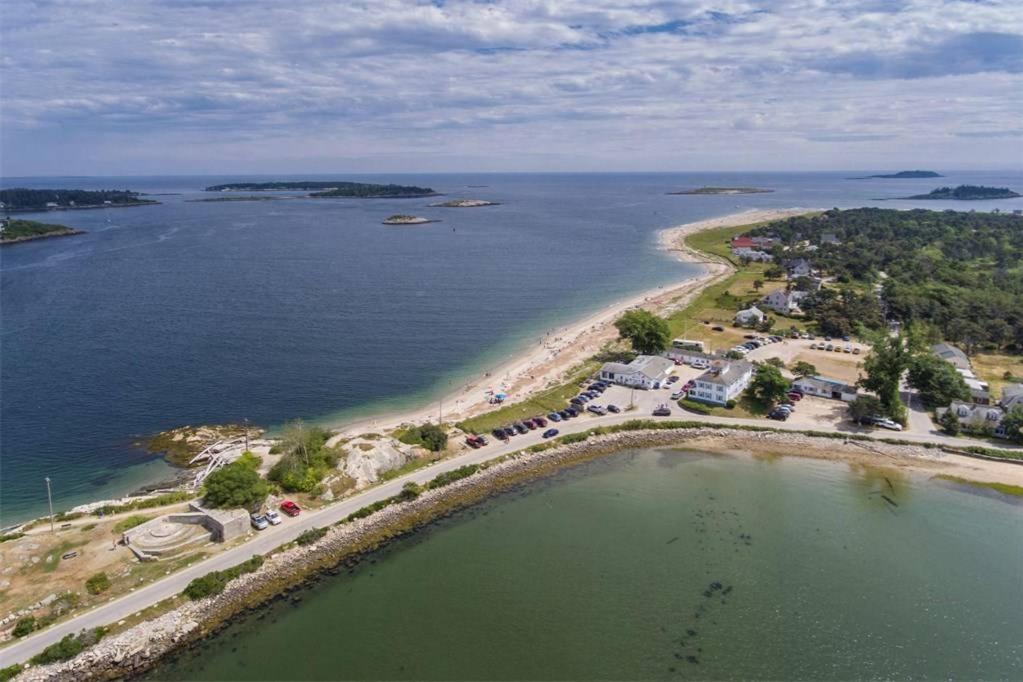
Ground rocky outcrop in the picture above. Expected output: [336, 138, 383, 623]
[338, 436, 419, 488]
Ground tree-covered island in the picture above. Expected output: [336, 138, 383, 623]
[382, 214, 437, 225]
[850, 170, 943, 179]
[898, 185, 1021, 200]
[204, 181, 439, 198]
[0, 218, 85, 244]
[0, 188, 158, 212]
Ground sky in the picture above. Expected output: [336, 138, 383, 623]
[1, 0, 1021, 176]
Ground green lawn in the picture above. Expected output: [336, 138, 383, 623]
[457, 361, 599, 434]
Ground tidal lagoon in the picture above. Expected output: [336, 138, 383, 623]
[148, 448, 1023, 681]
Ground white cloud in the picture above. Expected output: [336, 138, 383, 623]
[1, 0, 1021, 174]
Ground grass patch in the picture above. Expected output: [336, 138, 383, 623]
[934, 475, 1023, 497]
[112, 514, 153, 533]
[970, 352, 1023, 398]
[94, 490, 194, 516]
[456, 360, 599, 434]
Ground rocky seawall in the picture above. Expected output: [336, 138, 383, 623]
[13, 428, 958, 680]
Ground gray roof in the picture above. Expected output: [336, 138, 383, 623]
[601, 355, 674, 381]
[932, 343, 969, 367]
[794, 375, 857, 393]
[697, 360, 752, 387]
[1002, 384, 1023, 409]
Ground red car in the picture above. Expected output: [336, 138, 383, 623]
[787, 392, 803, 401]
[280, 500, 301, 517]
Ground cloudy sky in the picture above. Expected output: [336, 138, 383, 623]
[2, 0, 1021, 175]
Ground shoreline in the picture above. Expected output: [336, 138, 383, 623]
[15, 426, 1022, 680]
[329, 207, 813, 439]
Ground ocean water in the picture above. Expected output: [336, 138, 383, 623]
[147, 448, 1023, 681]
[2, 171, 1022, 523]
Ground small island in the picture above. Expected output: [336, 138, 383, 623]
[0, 218, 85, 245]
[0, 188, 158, 212]
[382, 214, 438, 225]
[852, 170, 943, 179]
[204, 181, 439, 198]
[668, 187, 774, 195]
[429, 199, 500, 207]
[899, 185, 1022, 201]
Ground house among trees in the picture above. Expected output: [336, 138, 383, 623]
[689, 361, 754, 405]
[761, 289, 808, 314]
[786, 258, 813, 278]
[734, 305, 765, 326]
[731, 246, 773, 262]
[936, 402, 1009, 438]
[598, 355, 675, 389]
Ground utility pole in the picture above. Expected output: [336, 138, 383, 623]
[243, 417, 250, 451]
[45, 477, 54, 533]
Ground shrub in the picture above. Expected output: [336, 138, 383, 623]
[0, 532, 25, 543]
[268, 422, 339, 493]
[93, 491, 194, 516]
[30, 628, 107, 665]
[1, 665, 23, 682]
[397, 423, 448, 452]
[398, 482, 422, 501]
[559, 432, 590, 445]
[427, 464, 479, 489]
[345, 496, 400, 521]
[204, 459, 269, 508]
[85, 572, 111, 595]
[296, 527, 327, 546]
[12, 616, 35, 638]
[678, 399, 711, 415]
[725, 399, 737, 409]
[183, 555, 264, 600]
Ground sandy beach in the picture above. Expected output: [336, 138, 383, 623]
[332, 207, 814, 438]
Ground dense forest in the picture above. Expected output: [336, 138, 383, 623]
[751, 208, 1023, 351]
[905, 185, 1021, 200]
[204, 181, 438, 197]
[1, 218, 83, 243]
[0, 188, 156, 211]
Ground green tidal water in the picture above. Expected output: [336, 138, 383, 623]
[148, 449, 1023, 680]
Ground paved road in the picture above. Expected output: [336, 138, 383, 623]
[3, 389, 1017, 665]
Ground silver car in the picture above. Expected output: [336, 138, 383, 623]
[250, 513, 269, 530]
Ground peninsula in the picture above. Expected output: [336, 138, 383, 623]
[186, 196, 282, 203]
[429, 199, 500, 207]
[668, 187, 773, 195]
[382, 214, 437, 225]
[852, 170, 943, 179]
[0, 188, 158, 212]
[204, 181, 439, 198]
[899, 185, 1021, 200]
[0, 218, 84, 245]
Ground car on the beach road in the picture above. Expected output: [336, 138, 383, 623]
[652, 404, 671, 416]
[513, 423, 528, 434]
[492, 428, 508, 441]
[564, 407, 579, 418]
[587, 404, 607, 415]
[874, 418, 903, 431]
[768, 408, 789, 421]
[533, 416, 548, 427]
[465, 436, 481, 448]
[607, 404, 621, 413]
[522, 419, 538, 430]
[542, 428, 559, 439]
[280, 501, 301, 517]
[570, 397, 585, 406]
[265, 510, 282, 526]
[547, 412, 562, 422]
[250, 514, 269, 530]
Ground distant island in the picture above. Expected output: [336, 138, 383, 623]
[899, 185, 1022, 201]
[204, 181, 439, 198]
[429, 199, 499, 207]
[186, 196, 283, 203]
[382, 214, 438, 225]
[668, 187, 774, 195]
[0, 188, 158, 212]
[0, 218, 85, 245]
[852, 170, 943, 179]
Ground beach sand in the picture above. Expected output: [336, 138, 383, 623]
[331, 207, 814, 438]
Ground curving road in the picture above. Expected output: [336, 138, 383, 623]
[2, 389, 1018, 666]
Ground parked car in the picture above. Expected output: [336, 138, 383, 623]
[265, 510, 282, 526]
[853, 348, 861, 355]
[810, 343, 819, 350]
[476, 435, 488, 446]
[493, 428, 508, 440]
[547, 412, 562, 422]
[564, 407, 579, 417]
[825, 343, 834, 351]
[514, 423, 528, 434]
[524, 419, 538, 430]
[652, 404, 672, 417]
[607, 404, 621, 413]
[787, 392, 803, 401]
[875, 418, 903, 431]
[667, 375, 679, 384]
[587, 404, 607, 415]
[768, 408, 789, 421]
[280, 501, 301, 517]
[570, 397, 585, 406]
[465, 436, 481, 448]
[711, 326, 725, 332]
[842, 335, 850, 342]
[671, 389, 686, 400]
[533, 416, 548, 427]
[250, 514, 269, 530]
[504, 427, 517, 438]
[558, 410, 572, 420]
[844, 345, 852, 353]
[542, 428, 559, 439]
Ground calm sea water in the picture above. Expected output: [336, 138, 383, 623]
[2, 172, 1022, 523]
[147, 449, 1023, 681]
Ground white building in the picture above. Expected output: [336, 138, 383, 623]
[689, 361, 754, 406]
[936, 402, 1010, 438]
[792, 375, 858, 401]
[731, 247, 773, 262]
[761, 289, 808, 314]
[599, 355, 675, 389]
[664, 347, 715, 367]
[734, 305, 765, 326]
